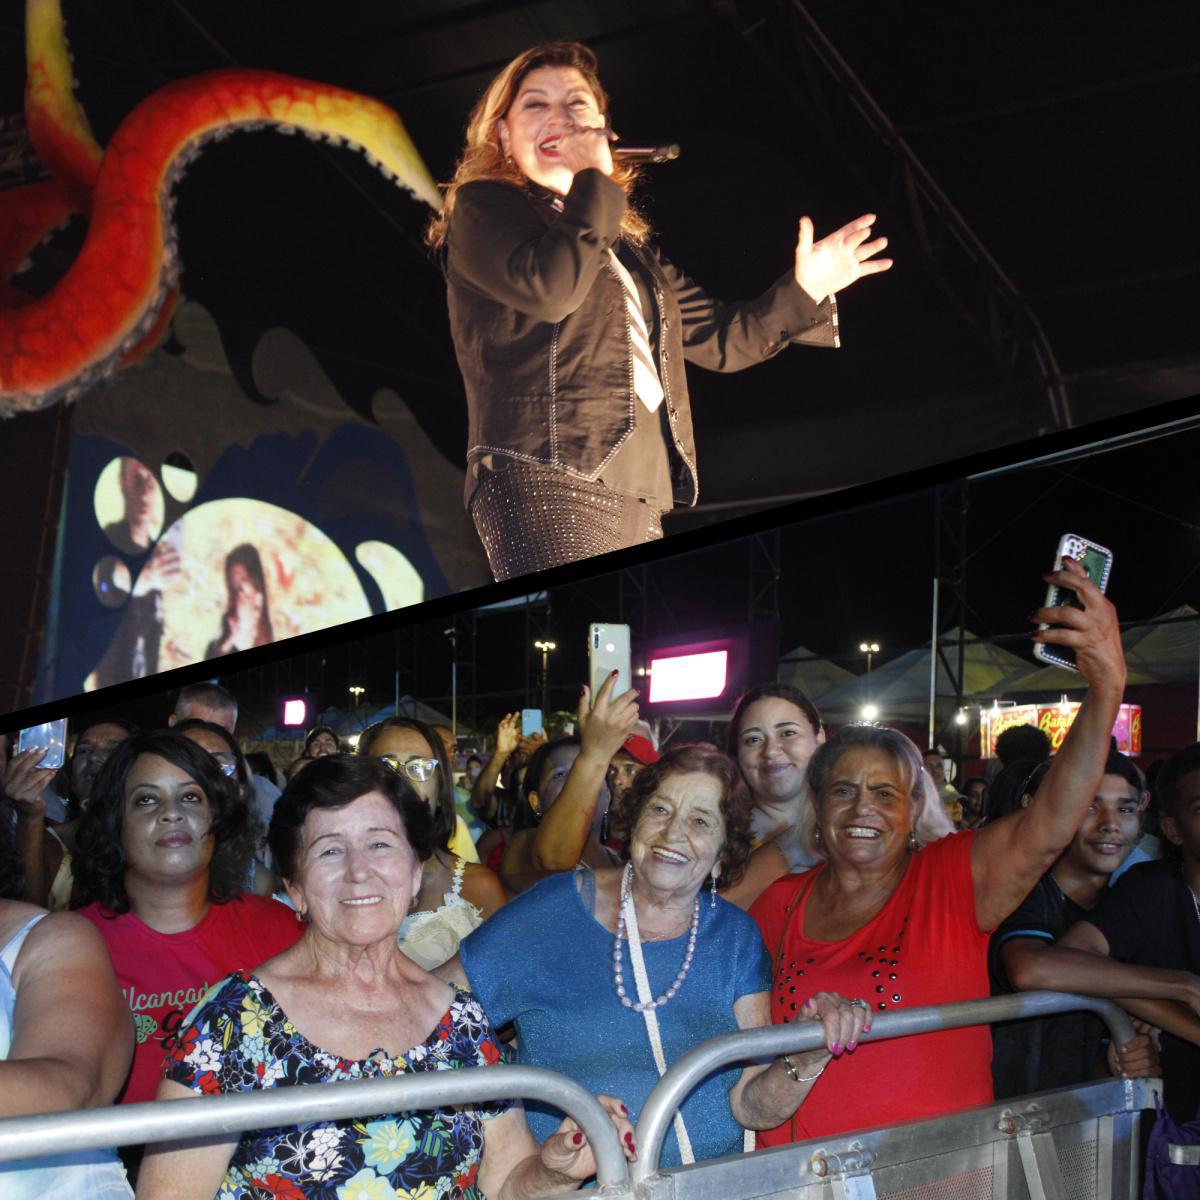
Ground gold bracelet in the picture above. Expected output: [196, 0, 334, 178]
[780, 1054, 827, 1084]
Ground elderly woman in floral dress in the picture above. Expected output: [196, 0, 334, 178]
[137, 756, 633, 1200]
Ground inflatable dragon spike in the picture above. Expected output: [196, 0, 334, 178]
[1, 1, 441, 417]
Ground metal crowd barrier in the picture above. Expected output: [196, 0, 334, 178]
[636, 991, 1148, 1200]
[0, 1064, 630, 1188]
[0, 993, 1158, 1200]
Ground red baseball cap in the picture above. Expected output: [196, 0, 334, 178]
[621, 733, 660, 765]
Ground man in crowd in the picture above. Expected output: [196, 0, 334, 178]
[169, 682, 281, 829]
[1036, 744, 1200, 1120]
[605, 720, 660, 814]
[990, 750, 1155, 1096]
[923, 746, 963, 825]
[995, 723, 1052, 770]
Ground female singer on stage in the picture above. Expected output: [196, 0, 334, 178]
[428, 41, 892, 580]
[204, 544, 274, 659]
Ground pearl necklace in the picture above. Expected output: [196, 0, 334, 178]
[612, 862, 699, 1011]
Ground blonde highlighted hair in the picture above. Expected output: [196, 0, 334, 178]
[426, 41, 650, 251]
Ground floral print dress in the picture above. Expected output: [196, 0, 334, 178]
[164, 972, 510, 1200]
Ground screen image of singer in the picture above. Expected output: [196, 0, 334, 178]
[83, 497, 425, 692]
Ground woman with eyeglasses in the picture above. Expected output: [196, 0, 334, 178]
[359, 719, 506, 969]
[172, 718, 276, 897]
[74, 731, 302, 1122]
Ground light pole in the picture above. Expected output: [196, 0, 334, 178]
[859, 641, 880, 720]
[534, 640, 556, 714]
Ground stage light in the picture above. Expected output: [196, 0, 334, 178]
[861, 703, 879, 721]
[281, 698, 308, 727]
[648, 649, 728, 704]
[954, 708, 968, 726]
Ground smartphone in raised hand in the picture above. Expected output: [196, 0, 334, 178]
[1033, 533, 1114, 671]
[17, 718, 68, 771]
[588, 623, 631, 706]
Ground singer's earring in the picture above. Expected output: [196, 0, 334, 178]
[709, 869, 719, 909]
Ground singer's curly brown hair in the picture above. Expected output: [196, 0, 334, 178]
[426, 41, 650, 251]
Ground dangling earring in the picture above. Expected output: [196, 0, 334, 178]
[908, 832, 918, 852]
[600, 800, 612, 844]
[709, 870, 719, 909]
[813, 826, 823, 845]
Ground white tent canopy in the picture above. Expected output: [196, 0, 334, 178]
[808, 627, 1035, 721]
[782, 609, 1200, 724]
[776, 644, 857, 702]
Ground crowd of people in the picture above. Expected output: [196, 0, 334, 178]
[2, 559, 1200, 1197]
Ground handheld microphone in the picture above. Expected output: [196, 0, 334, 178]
[613, 143, 681, 163]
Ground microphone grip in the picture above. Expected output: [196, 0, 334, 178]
[613, 143, 681, 163]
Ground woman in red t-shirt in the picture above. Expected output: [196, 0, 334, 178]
[75, 731, 303, 1112]
[745, 558, 1127, 1142]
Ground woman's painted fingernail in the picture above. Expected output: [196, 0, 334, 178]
[572, 1132, 584, 1147]
[625, 1132, 635, 1147]
[619, 1103, 628, 1115]
[847, 1040, 858, 1052]
[831, 1043, 842, 1056]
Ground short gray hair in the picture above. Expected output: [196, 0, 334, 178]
[174, 682, 238, 724]
[795, 725, 956, 861]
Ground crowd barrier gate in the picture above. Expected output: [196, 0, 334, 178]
[0, 992, 1163, 1199]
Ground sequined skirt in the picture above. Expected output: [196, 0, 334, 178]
[469, 461, 664, 581]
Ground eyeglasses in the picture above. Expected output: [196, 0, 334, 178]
[379, 754, 440, 783]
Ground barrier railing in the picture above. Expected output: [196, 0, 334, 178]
[0, 1064, 631, 1190]
[0, 992, 1146, 1199]
[634, 990, 1136, 1181]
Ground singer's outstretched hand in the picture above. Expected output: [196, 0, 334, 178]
[793, 213, 892, 303]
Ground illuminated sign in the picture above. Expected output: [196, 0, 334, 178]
[281, 698, 309, 727]
[648, 650, 730, 704]
[981, 703, 1143, 757]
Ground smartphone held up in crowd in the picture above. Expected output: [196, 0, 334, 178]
[1033, 533, 1114, 671]
[588, 623, 632, 705]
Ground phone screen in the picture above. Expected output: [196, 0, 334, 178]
[17, 719, 68, 771]
[1058, 545, 1111, 611]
